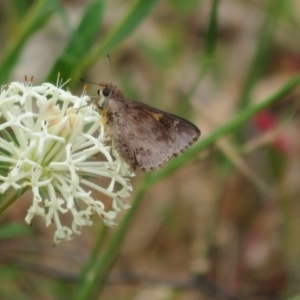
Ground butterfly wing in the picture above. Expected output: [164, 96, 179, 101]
[129, 100, 201, 155]
[112, 107, 173, 171]
[109, 99, 200, 172]
[153, 108, 200, 156]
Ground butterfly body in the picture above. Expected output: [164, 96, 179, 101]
[96, 82, 200, 172]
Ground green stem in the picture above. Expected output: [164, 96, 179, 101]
[0, 0, 57, 83]
[76, 181, 148, 299]
[76, 72, 300, 299]
[0, 187, 26, 214]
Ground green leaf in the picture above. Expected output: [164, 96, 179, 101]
[205, 0, 219, 56]
[45, 0, 105, 84]
[71, 0, 159, 87]
[0, 224, 32, 239]
[10, 0, 30, 19]
[237, 0, 287, 111]
[0, 0, 59, 84]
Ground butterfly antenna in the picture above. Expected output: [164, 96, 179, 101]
[80, 78, 99, 86]
[81, 55, 113, 85]
[106, 54, 113, 84]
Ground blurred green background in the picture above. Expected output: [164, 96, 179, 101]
[1, 0, 300, 299]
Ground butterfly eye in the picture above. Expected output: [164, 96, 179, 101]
[102, 87, 111, 97]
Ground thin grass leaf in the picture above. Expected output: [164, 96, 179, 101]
[237, 0, 287, 111]
[177, 0, 218, 115]
[205, 0, 219, 56]
[0, 0, 59, 84]
[45, 0, 104, 84]
[0, 187, 27, 214]
[10, 0, 30, 19]
[55, 1, 74, 33]
[0, 224, 32, 240]
[71, 0, 159, 87]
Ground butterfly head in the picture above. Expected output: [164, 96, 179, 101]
[97, 82, 124, 110]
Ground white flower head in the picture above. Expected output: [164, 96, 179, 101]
[0, 77, 133, 244]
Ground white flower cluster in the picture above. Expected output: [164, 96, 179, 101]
[0, 79, 133, 243]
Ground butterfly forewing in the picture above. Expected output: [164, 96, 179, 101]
[95, 82, 200, 172]
[111, 103, 172, 171]
[150, 109, 200, 157]
[107, 99, 200, 171]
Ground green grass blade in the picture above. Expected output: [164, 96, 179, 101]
[238, 0, 286, 111]
[0, 224, 32, 239]
[10, 0, 30, 19]
[0, 187, 28, 214]
[177, 0, 218, 115]
[71, 0, 159, 86]
[0, 0, 59, 84]
[205, 0, 219, 56]
[45, 0, 105, 84]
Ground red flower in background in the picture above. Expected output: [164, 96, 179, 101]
[254, 110, 292, 154]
